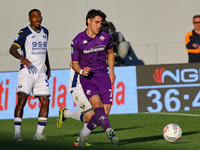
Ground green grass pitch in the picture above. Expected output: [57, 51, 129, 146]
[0, 110, 200, 150]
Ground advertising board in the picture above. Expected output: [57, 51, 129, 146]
[0, 66, 138, 119]
[137, 63, 200, 112]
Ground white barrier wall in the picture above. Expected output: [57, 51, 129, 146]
[1, 0, 200, 72]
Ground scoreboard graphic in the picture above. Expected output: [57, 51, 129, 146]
[136, 63, 200, 112]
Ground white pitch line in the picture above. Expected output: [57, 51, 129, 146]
[142, 112, 200, 117]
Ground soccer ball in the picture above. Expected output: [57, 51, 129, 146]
[163, 123, 182, 143]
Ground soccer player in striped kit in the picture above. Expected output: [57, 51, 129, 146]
[56, 61, 94, 146]
[9, 9, 51, 141]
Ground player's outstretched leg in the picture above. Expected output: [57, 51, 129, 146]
[78, 107, 119, 146]
[74, 137, 92, 147]
[56, 107, 66, 128]
[106, 128, 118, 143]
[94, 107, 118, 143]
[74, 123, 92, 147]
[78, 130, 88, 147]
[93, 107, 118, 143]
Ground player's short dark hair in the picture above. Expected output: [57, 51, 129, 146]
[193, 15, 200, 21]
[86, 9, 106, 26]
[29, 9, 41, 18]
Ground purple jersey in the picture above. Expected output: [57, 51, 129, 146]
[71, 30, 113, 73]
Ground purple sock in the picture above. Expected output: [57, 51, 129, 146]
[87, 112, 99, 131]
[87, 107, 111, 131]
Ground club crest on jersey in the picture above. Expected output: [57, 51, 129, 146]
[83, 40, 88, 44]
[86, 90, 91, 95]
[100, 36, 105, 41]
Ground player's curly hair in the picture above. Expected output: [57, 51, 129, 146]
[86, 9, 106, 26]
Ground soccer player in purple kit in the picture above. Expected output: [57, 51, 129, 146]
[71, 9, 118, 147]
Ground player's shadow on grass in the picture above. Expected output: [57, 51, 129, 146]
[92, 126, 143, 135]
[51, 126, 143, 139]
[118, 131, 200, 145]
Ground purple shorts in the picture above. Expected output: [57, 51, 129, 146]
[80, 72, 112, 105]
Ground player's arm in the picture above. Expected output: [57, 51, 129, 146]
[9, 44, 31, 68]
[45, 51, 51, 79]
[72, 61, 91, 76]
[107, 48, 116, 85]
[71, 40, 90, 76]
[70, 60, 88, 75]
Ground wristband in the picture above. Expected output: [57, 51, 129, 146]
[79, 69, 83, 75]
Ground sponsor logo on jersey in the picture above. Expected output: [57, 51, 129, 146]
[32, 41, 47, 51]
[83, 45, 106, 54]
[83, 40, 88, 44]
[31, 51, 46, 55]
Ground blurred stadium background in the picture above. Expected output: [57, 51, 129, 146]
[1, 0, 200, 72]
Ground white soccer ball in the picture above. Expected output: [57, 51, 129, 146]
[163, 123, 182, 143]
